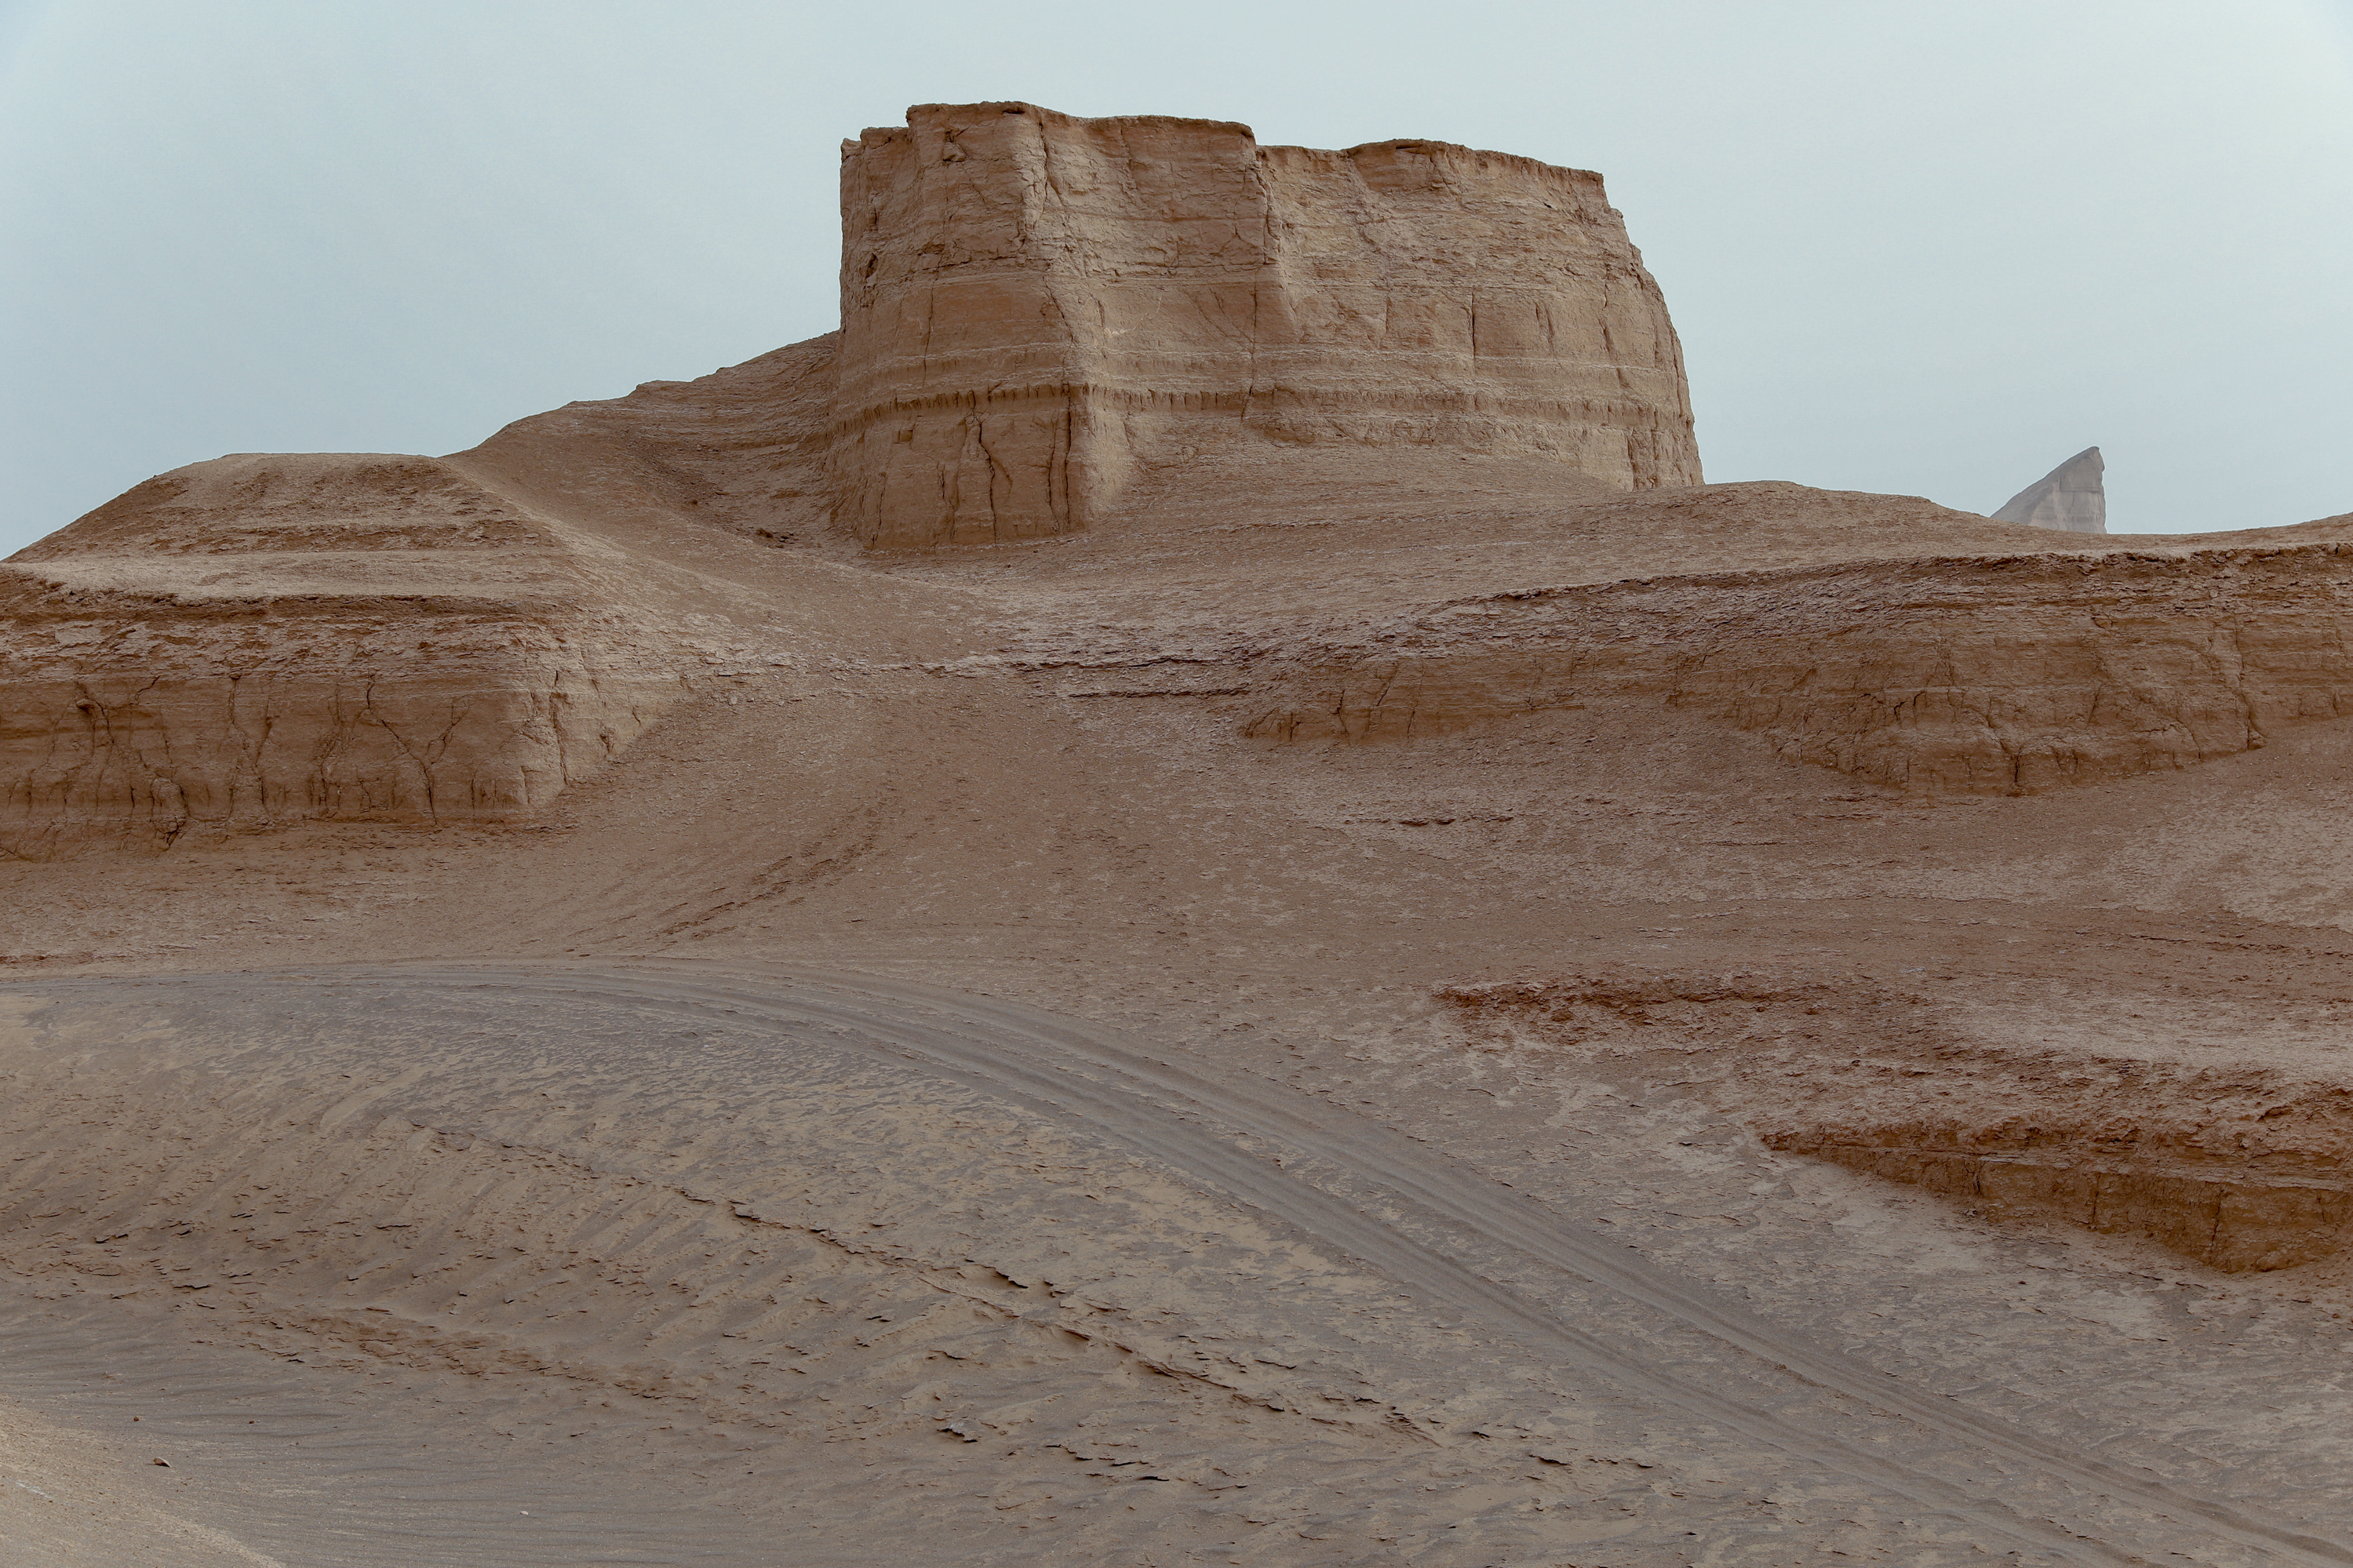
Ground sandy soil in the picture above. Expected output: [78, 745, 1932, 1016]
[5, 961, 2351, 1566]
[8, 402, 2353, 1562]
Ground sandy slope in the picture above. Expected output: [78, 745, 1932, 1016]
[9, 340, 2353, 1560]
[0, 1392, 286, 1567]
[4, 965, 2352, 1566]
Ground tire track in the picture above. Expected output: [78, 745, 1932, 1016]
[313, 962, 2351, 1565]
[35, 961, 2353, 1564]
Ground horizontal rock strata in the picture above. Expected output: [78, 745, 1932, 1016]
[1781, 1143, 2353, 1271]
[1240, 540, 2353, 792]
[0, 455, 675, 856]
[832, 103, 1699, 548]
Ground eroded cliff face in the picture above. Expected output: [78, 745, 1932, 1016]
[0, 455, 676, 856]
[832, 103, 1699, 548]
[1237, 528, 2353, 794]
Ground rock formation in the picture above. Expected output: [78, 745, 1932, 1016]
[1237, 524, 2353, 793]
[0, 454, 677, 855]
[9, 103, 2348, 860]
[1991, 446, 2105, 533]
[20, 105, 2353, 1568]
[830, 103, 1701, 548]
[0, 101, 1716, 850]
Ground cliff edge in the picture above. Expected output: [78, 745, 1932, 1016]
[831, 103, 1701, 548]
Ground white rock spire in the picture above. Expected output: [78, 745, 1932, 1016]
[1992, 446, 2106, 533]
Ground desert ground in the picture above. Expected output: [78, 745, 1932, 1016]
[8, 104, 2353, 1566]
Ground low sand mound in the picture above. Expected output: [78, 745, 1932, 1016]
[453, 334, 840, 554]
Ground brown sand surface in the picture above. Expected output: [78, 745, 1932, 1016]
[9, 433, 2353, 1563]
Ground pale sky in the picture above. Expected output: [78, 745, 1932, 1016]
[3, 0, 2348, 551]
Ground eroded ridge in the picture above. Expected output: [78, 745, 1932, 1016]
[0, 456, 677, 855]
[1444, 971, 2353, 1271]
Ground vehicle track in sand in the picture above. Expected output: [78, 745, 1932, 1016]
[188, 958, 2344, 1568]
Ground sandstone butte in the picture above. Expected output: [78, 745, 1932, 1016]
[834, 102, 1703, 544]
[6, 104, 2353, 1568]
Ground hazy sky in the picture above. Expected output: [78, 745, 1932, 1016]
[3, 0, 2348, 551]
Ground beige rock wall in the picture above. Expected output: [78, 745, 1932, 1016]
[1696, 549, 2353, 791]
[0, 600, 665, 857]
[0, 455, 674, 857]
[1241, 543, 2353, 794]
[832, 103, 1699, 548]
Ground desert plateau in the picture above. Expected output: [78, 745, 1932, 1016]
[8, 101, 2353, 1566]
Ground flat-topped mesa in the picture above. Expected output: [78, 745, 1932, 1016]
[832, 102, 1702, 548]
